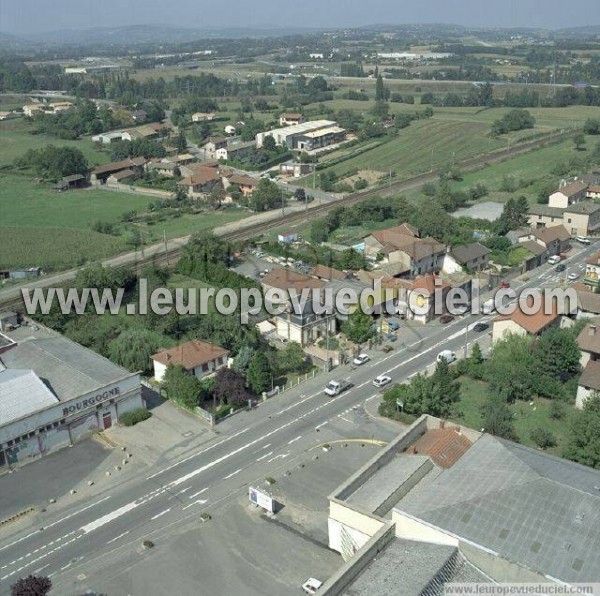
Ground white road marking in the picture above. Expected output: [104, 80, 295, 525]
[188, 488, 209, 499]
[80, 501, 139, 534]
[44, 495, 112, 531]
[178, 487, 192, 495]
[182, 499, 207, 511]
[267, 453, 289, 463]
[150, 508, 171, 521]
[33, 564, 49, 574]
[223, 468, 242, 480]
[287, 435, 302, 445]
[107, 531, 130, 544]
[256, 451, 273, 462]
[315, 421, 328, 430]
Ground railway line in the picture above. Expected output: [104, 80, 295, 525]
[0, 127, 576, 313]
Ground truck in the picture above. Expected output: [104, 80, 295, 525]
[324, 380, 352, 397]
[481, 298, 496, 315]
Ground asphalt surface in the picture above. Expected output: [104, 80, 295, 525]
[0, 242, 596, 595]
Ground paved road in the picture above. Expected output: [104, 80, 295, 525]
[0, 243, 595, 594]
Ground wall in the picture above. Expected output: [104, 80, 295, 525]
[153, 360, 167, 382]
[528, 214, 563, 229]
[392, 510, 459, 546]
[549, 191, 569, 209]
[576, 384, 592, 409]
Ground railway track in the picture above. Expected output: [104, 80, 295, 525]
[0, 128, 576, 313]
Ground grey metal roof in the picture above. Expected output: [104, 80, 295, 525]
[450, 242, 490, 265]
[528, 204, 564, 218]
[396, 434, 600, 583]
[0, 369, 58, 426]
[565, 200, 600, 215]
[0, 337, 131, 402]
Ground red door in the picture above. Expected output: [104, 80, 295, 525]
[103, 413, 112, 429]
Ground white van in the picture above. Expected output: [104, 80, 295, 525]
[548, 255, 561, 265]
[576, 235, 591, 245]
[437, 350, 456, 364]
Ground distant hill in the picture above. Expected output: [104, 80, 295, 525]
[554, 25, 600, 36]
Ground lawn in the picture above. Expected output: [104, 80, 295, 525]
[451, 376, 580, 456]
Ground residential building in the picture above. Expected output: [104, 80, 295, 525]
[577, 360, 600, 409]
[146, 161, 180, 177]
[310, 264, 348, 282]
[107, 169, 136, 185]
[191, 112, 215, 122]
[563, 201, 600, 236]
[227, 173, 259, 197]
[445, 242, 490, 272]
[531, 225, 571, 255]
[583, 251, 600, 288]
[261, 268, 325, 297]
[177, 166, 223, 196]
[0, 323, 142, 470]
[279, 162, 313, 178]
[587, 185, 600, 200]
[323, 415, 600, 592]
[492, 298, 564, 343]
[90, 157, 146, 185]
[528, 204, 566, 229]
[575, 284, 600, 318]
[294, 126, 346, 151]
[279, 112, 306, 126]
[151, 340, 229, 383]
[215, 141, 255, 162]
[405, 274, 451, 324]
[548, 181, 588, 208]
[22, 104, 43, 117]
[48, 101, 73, 114]
[274, 301, 336, 347]
[202, 137, 229, 159]
[576, 323, 600, 368]
[91, 131, 126, 144]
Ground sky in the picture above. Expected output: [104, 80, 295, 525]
[1, 0, 599, 35]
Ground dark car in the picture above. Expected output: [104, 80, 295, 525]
[473, 322, 489, 333]
[439, 314, 455, 324]
[555, 263, 566, 272]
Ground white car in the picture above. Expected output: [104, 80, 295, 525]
[353, 353, 370, 366]
[437, 350, 457, 364]
[568, 272, 579, 281]
[373, 374, 392, 388]
[302, 578, 323, 594]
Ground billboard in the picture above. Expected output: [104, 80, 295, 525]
[249, 487, 274, 513]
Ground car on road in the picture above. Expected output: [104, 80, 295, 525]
[437, 350, 457, 364]
[568, 272, 579, 281]
[473, 322, 490, 332]
[439, 314, 455, 324]
[353, 353, 370, 365]
[302, 578, 323, 594]
[323, 380, 352, 396]
[555, 263, 566, 272]
[373, 374, 392, 388]
[576, 235, 591, 245]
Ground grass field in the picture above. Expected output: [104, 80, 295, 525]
[451, 376, 579, 456]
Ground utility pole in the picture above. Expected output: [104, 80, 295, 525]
[163, 230, 169, 267]
[281, 186, 285, 218]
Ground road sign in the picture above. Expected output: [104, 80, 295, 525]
[249, 487, 274, 513]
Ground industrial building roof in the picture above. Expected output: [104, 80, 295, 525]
[396, 434, 600, 583]
[300, 126, 345, 139]
[0, 369, 59, 426]
[261, 119, 336, 138]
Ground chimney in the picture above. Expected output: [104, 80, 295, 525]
[440, 420, 445, 429]
[589, 325, 596, 336]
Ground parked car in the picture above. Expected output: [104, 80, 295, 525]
[555, 263, 566, 272]
[302, 578, 323, 595]
[373, 374, 392, 388]
[439, 314, 455, 324]
[437, 350, 457, 364]
[568, 272, 579, 281]
[576, 235, 591, 245]
[353, 353, 370, 366]
[547, 255, 561, 265]
[499, 280, 510, 289]
[473, 322, 489, 333]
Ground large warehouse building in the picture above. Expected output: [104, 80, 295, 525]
[0, 321, 143, 469]
[255, 120, 345, 151]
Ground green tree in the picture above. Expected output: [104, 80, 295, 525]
[310, 219, 330, 243]
[534, 326, 580, 382]
[426, 359, 461, 417]
[107, 328, 166, 375]
[481, 394, 518, 440]
[342, 310, 375, 344]
[530, 427, 557, 449]
[15, 145, 89, 181]
[174, 131, 187, 153]
[178, 231, 230, 277]
[497, 196, 529, 234]
[162, 364, 204, 409]
[247, 351, 273, 394]
[213, 368, 248, 407]
[563, 393, 600, 469]
[276, 342, 308, 374]
[583, 118, 600, 135]
[250, 178, 281, 212]
[262, 135, 277, 152]
[573, 132, 586, 151]
[232, 345, 255, 374]
[11, 575, 52, 596]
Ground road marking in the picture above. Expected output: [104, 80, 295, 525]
[339, 416, 353, 424]
[178, 487, 192, 495]
[267, 453, 289, 463]
[60, 563, 71, 571]
[107, 531, 130, 544]
[315, 421, 328, 430]
[33, 564, 49, 574]
[44, 495, 112, 531]
[182, 499, 207, 511]
[0, 531, 39, 553]
[287, 435, 302, 445]
[150, 508, 171, 521]
[188, 488, 209, 499]
[80, 501, 139, 534]
[256, 451, 273, 462]
[223, 468, 242, 480]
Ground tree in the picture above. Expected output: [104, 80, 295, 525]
[213, 368, 248, 407]
[530, 427, 556, 449]
[533, 327, 580, 383]
[107, 329, 166, 375]
[481, 394, 518, 440]
[277, 342, 308, 374]
[310, 219, 330, 243]
[232, 344, 255, 374]
[247, 351, 272, 394]
[11, 575, 52, 596]
[583, 118, 600, 135]
[294, 187, 307, 202]
[375, 75, 386, 102]
[497, 196, 529, 234]
[174, 131, 187, 153]
[262, 135, 277, 152]
[491, 109, 535, 136]
[178, 231, 230, 277]
[563, 393, 600, 469]
[426, 359, 461, 418]
[573, 132, 586, 151]
[15, 145, 89, 181]
[162, 364, 204, 409]
[249, 178, 281, 212]
[342, 310, 375, 344]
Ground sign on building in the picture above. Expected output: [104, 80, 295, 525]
[249, 487, 274, 513]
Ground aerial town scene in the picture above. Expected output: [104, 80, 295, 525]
[0, 0, 599, 595]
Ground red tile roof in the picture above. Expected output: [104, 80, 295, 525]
[310, 264, 348, 281]
[152, 340, 229, 370]
[409, 427, 473, 469]
[494, 295, 562, 335]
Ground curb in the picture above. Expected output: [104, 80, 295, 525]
[0, 507, 35, 528]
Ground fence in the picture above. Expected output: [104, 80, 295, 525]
[263, 368, 322, 400]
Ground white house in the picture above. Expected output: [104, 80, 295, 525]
[152, 340, 229, 383]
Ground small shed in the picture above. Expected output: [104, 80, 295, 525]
[278, 231, 298, 244]
[53, 174, 87, 192]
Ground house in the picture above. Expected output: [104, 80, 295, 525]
[177, 166, 223, 196]
[520, 240, 548, 271]
[531, 225, 571, 256]
[23, 104, 43, 117]
[0, 311, 19, 332]
[445, 242, 490, 272]
[52, 174, 87, 192]
[226, 173, 258, 197]
[261, 268, 325, 296]
[279, 162, 313, 178]
[92, 131, 126, 144]
[107, 169, 136, 185]
[279, 113, 306, 127]
[121, 123, 163, 142]
[528, 204, 565, 229]
[406, 274, 451, 324]
[563, 201, 600, 236]
[576, 323, 600, 368]
[48, 101, 74, 114]
[152, 340, 229, 383]
[576, 360, 600, 409]
[191, 112, 215, 122]
[492, 298, 563, 343]
[274, 301, 336, 347]
[90, 157, 146, 185]
[587, 185, 600, 200]
[173, 153, 196, 166]
[146, 161, 180, 177]
[583, 251, 600, 288]
[202, 137, 229, 159]
[575, 285, 600, 317]
[310, 264, 348, 282]
[215, 142, 255, 162]
[294, 126, 346, 151]
[548, 181, 588, 208]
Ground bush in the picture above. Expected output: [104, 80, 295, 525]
[354, 178, 368, 190]
[531, 427, 557, 449]
[549, 400, 566, 420]
[119, 408, 152, 427]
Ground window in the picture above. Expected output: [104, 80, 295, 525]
[567, 218, 572, 223]
[202, 363, 209, 372]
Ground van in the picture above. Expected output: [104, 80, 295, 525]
[548, 255, 561, 265]
[576, 236, 591, 245]
[437, 350, 456, 364]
